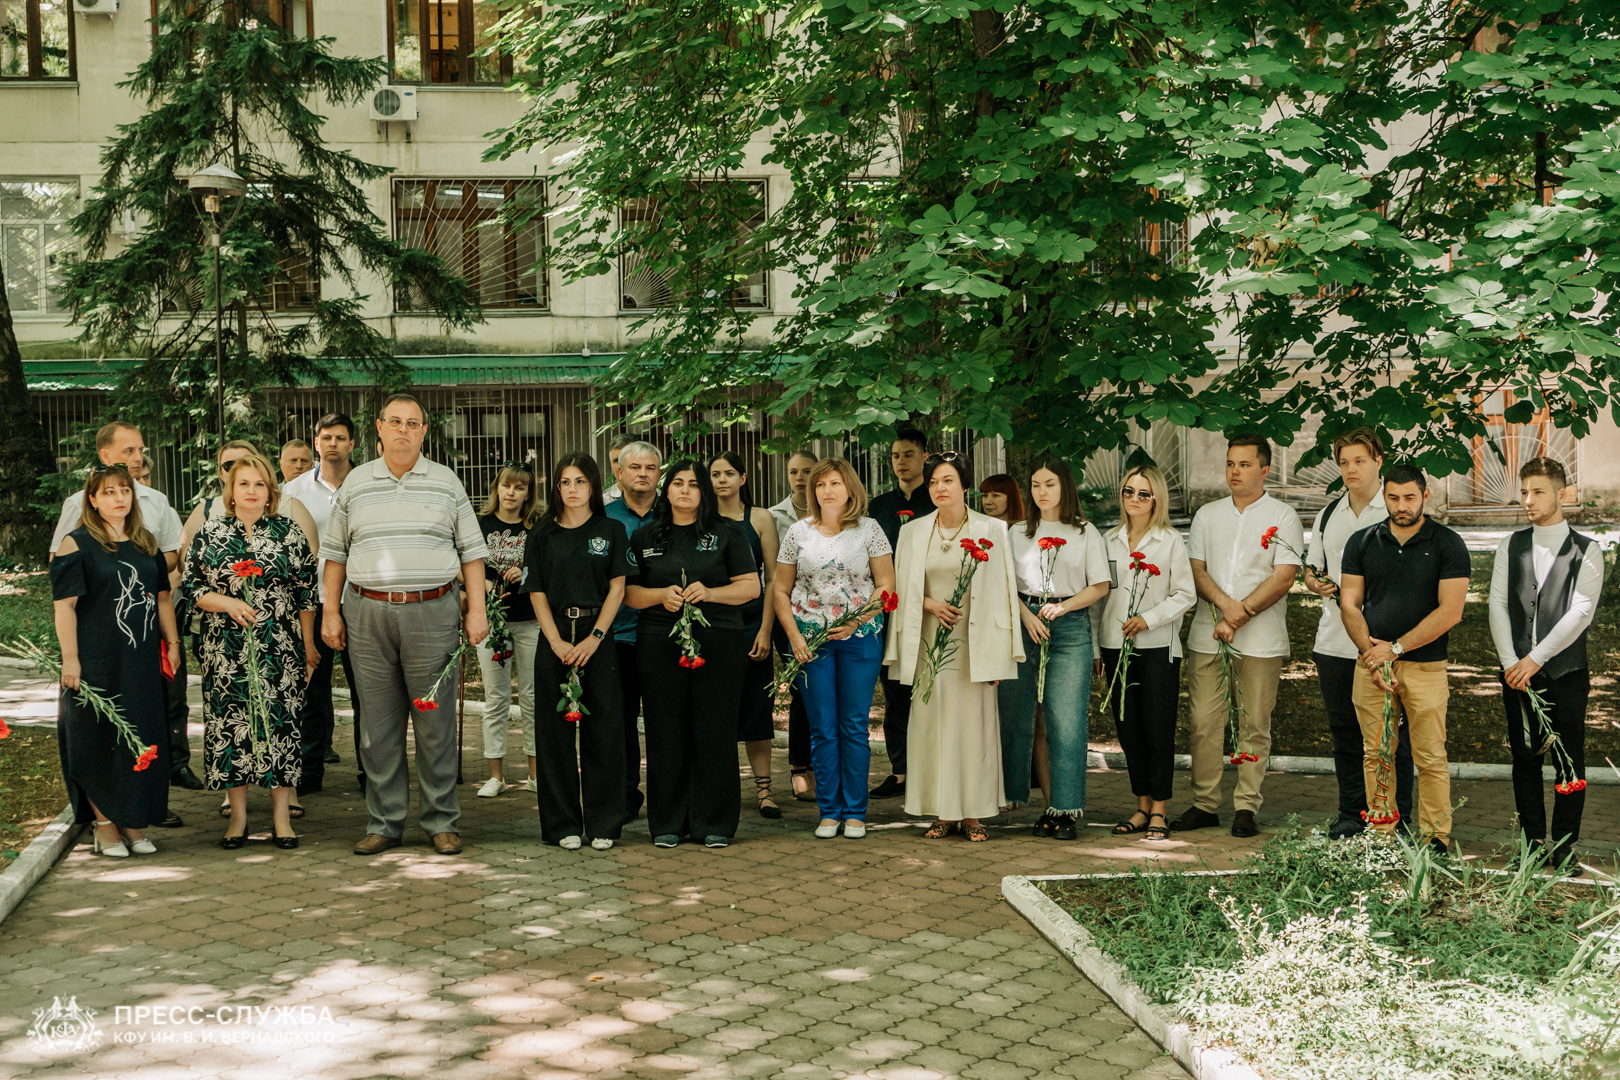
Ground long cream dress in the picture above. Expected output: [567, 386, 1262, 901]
[903, 539, 1007, 821]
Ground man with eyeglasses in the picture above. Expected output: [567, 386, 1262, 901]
[285, 413, 363, 794]
[322, 394, 490, 856]
[866, 426, 933, 801]
[50, 421, 190, 805]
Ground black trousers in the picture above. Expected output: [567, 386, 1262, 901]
[166, 643, 191, 769]
[1102, 646, 1180, 801]
[299, 637, 361, 790]
[1315, 652, 1413, 822]
[1504, 667, 1587, 850]
[771, 625, 812, 769]
[640, 626, 748, 840]
[879, 673, 912, 775]
[535, 622, 627, 843]
[617, 640, 644, 804]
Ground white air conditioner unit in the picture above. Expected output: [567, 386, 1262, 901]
[368, 86, 417, 122]
[72, 0, 117, 14]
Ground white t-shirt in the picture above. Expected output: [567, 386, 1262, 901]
[1186, 493, 1304, 657]
[777, 517, 892, 638]
[51, 484, 184, 555]
[1007, 518, 1110, 599]
[1306, 491, 1387, 660]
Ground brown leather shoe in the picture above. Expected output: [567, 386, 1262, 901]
[353, 833, 401, 855]
[1231, 810, 1260, 838]
[431, 832, 462, 855]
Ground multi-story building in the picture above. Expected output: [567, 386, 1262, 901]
[3, 2, 1613, 518]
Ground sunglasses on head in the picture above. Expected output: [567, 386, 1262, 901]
[925, 451, 963, 465]
[498, 460, 533, 472]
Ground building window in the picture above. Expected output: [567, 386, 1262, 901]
[0, 0, 74, 80]
[393, 179, 547, 311]
[149, 2, 313, 40]
[620, 180, 768, 312]
[1, 179, 76, 314]
[389, 0, 513, 85]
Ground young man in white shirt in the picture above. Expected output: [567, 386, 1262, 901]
[1176, 434, 1303, 838]
[1304, 428, 1413, 839]
[284, 412, 359, 794]
[1488, 457, 1602, 876]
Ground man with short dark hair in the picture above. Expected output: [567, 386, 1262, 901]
[1177, 434, 1303, 838]
[1305, 428, 1414, 838]
[867, 426, 932, 800]
[286, 412, 361, 792]
[1488, 456, 1600, 875]
[1340, 464, 1470, 855]
[322, 394, 490, 855]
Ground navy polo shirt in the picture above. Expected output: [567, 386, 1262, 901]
[1340, 517, 1471, 662]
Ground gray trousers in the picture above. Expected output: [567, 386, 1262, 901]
[343, 587, 463, 838]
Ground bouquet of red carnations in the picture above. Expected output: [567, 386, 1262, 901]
[915, 538, 993, 704]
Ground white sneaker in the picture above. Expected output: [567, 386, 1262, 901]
[524, 779, 537, 793]
[591, 838, 613, 850]
[843, 821, 866, 839]
[477, 777, 504, 798]
[814, 821, 840, 839]
[560, 836, 582, 850]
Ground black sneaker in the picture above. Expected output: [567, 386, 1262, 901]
[704, 835, 729, 848]
[1171, 806, 1220, 831]
[1327, 813, 1365, 840]
[653, 834, 679, 849]
[1552, 844, 1583, 877]
[870, 775, 906, 799]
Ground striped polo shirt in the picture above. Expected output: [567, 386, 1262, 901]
[320, 455, 489, 591]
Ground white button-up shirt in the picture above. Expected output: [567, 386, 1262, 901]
[284, 463, 348, 602]
[1186, 493, 1303, 658]
[1306, 491, 1387, 660]
[1092, 523, 1197, 658]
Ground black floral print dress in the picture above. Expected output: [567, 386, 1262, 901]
[180, 514, 317, 789]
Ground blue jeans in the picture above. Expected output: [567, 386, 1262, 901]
[800, 631, 884, 821]
[997, 601, 1093, 813]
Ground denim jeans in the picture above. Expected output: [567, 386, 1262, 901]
[998, 601, 1093, 812]
[801, 631, 884, 821]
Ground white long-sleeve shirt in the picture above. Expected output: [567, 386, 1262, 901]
[1092, 524, 1197, 658]
[1488, 522, 1605, 669]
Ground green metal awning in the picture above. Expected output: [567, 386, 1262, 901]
[23, 353, 626, 392]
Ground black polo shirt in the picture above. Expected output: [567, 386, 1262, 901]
[870, 485, 933, 550]
[1340, 517, 1471, 662]
[628, 518, 756, 633]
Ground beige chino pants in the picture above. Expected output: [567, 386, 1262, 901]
[1353, 660, 1451, 842]
[1187, 649, 1286, 814]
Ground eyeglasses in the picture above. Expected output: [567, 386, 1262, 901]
[381, 417, 424, 431]
[1121, 487, 1155, 501]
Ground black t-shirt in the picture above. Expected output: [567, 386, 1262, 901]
[1341, 517, 1472, 663]
[628, 518, 756, 632]
[519, 514, 631, 616]
[870, 485, 934, 551]
[479, 514, 535, 623]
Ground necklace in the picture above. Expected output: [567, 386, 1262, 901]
[935, 511, 968, 552]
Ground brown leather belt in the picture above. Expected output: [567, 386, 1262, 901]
[349, 581, 455, 604]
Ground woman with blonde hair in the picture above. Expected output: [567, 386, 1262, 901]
[181, 453, 320, 850]
[1092, 464, 1195, 842]
[472, 461, 543, 798]
[998, 455, 1111, 840]
[53, 464, 182, 857]
[775, 457, 895, 838]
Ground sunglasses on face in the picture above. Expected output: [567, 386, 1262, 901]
[1121, 486, 1154, 501]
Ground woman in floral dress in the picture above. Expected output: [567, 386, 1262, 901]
[181, 453, 319, 850]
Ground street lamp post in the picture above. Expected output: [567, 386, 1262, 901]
[186, 164, 247, 451]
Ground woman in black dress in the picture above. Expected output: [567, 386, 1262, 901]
[52, 465, 182, 858]
[625, 459, 760, 849]
[520, 453, 630, 850]
[181, 453, 320, 850]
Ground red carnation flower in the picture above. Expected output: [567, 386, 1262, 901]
[1146, 563, 1161, 577]
[134, 744, 159, 772]
[897, 511, 915, 522]
[970, 550, 989, 563]
[978, 538, 993, 549]
[881, 590, 899, 614]
[231, 559, 264, 578]
[678, 656, 691, 668]
[1047, 537, 1066, 548]
[1556, 779, 1587, 794]
[1037, 537, 1053, 550]
[1130, 551, 1146, 560]
[413, 697, 438, 712]
[0, 717, 10, 739]
[959, 538, 978, 551]
[565, 711, 583, 723]
[1261, 526, 1279, 550]
[691, 657, 706, 669]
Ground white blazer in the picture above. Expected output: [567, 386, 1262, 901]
[884, 508, 1024, 685]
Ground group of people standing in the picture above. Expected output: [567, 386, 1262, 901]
[48, 409, 1600, 870]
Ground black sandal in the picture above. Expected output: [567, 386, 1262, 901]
[1145, 813, 1170, 841]
[1032, 810, 1058, 837]
[1113, 813, 1150, 835]
[289, 804, 305, 819]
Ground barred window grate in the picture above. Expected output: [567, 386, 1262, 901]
[394, 178, 548, 312]
[620, 180, 767, 312]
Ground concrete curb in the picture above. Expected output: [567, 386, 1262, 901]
[0, 805, 81, 928]
[1001, 873, 1262, 1080]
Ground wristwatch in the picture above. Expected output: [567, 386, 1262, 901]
[591, 628, 606, 641]
[1390, 640, 1405, 658]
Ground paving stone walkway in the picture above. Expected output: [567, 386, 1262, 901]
[0, 694, 1614, 1079]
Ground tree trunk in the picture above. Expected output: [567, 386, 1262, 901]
[0, 258, 58, 557]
